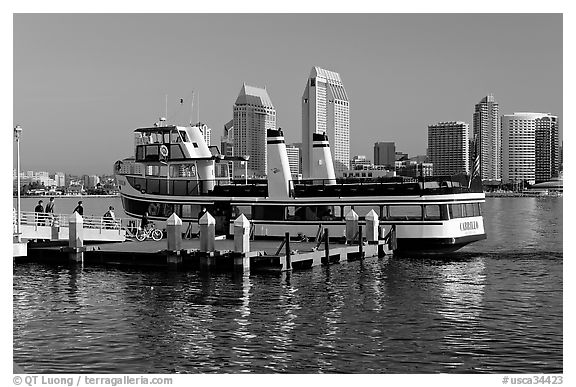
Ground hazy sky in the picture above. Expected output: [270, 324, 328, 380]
[13, 13, 562, 174]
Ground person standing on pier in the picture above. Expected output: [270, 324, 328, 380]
[73, 200, 84, 216]
[45, 197, 55, 225]
[34, 200, 45, 225]
[141, 212, 150, 231]
[103, 206, 118, 229]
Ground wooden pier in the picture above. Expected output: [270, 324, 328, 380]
[15, 211, 394, 273]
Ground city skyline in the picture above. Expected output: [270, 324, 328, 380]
[13, 14, 562, 174]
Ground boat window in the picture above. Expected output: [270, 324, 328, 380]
[147, 179, 160, 194]
[192, 142, 199, 148]
[171, 132, 180, 143]
[147, 202, 160, 216]
[424, 205, 441, 220]
[179, 131, 189, 142]
[440, 204, 449, 220]
[163, 133, 170, 143]
[389, 205, 422, 221]
[253, 206, 285, 220]
[449, 204, 465, 219]
[465, 203, 475, 217]
[333, 206, 342, 220]
[173, 181, 188, 196]
[170, 144, 185, 159]
[136, 147, 144, 161]
[474, 203, 482, 216]
[287, 206, 296, 220]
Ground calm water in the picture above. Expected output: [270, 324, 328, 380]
[13, 197, 563, 373]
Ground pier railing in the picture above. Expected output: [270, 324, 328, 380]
[14, 211, 138, 232]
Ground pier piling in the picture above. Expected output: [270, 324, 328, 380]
[366, 209, 379, 244]
[66, 212, 85, 263]
[233, 215, 251, 272]
[345, 209, 359, 244]
[166, 213, 183, 266]
[285, 232, 291, 270]
[324, 228, 329, 265]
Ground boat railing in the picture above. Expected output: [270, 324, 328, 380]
[292, 174, 483, 197]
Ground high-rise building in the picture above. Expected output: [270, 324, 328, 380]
[374, 142, 396, 168]
[427, 121, 469, 175]
[233, 84, 276, 177]
[501, 112, 553, 185]
[302, 66, 350, 177]
[285, 145, 301, 180]
[473, 94, 501, 181]
[535, 115, 560, 183]
[290, 142, 304, 179]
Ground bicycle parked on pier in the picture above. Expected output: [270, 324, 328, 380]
[135, 223, 163, 241]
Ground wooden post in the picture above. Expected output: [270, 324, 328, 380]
[378, 225, 385, 258]
[324, 228, 329, 265]
[365, 209, 379, 244]
[199, 211, 216, 252]
[285, 232, 291, 270]
[166, 213, 182, 265]
[358, 225, 364, 258]
[234, 214, 250, 253]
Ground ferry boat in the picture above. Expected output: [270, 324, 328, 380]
[114, 123, 486, 255]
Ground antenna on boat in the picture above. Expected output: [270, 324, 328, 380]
[197, 91, 200, 126]
[189, 91, 195, 126]
[164, 94, 169, 125]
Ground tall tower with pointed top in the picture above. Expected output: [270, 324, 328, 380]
[233, 84, 276, 177]
[302, 67, 350, 178]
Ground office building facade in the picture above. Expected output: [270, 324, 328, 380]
[374, 142, 396, 168]
[302, 66, 350, 177]
[535, 115, 560, 183]
[427, 121, 469, 175]
[473, 95, 501, 181]
[233, 84, 276, 177]
[502, 112, 551, 185]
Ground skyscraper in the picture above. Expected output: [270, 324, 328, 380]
[302, 66, 350, 177]
[427, 121, 469, 175]
[473, 95, 501, 181]
[535, 115, 559, 183]
[501, 112, 554, 185]
[233, 84, 276, 177]
[373, 142, 396, 168]
[285, 145, 301, 179]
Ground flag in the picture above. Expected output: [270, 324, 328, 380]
[469, 135, 480, 188]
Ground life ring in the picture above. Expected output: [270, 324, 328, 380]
[160, 145, 169, 157]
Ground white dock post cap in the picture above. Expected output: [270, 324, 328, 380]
[345, 209, 359, 220]
[199, 211, 215, 225]
[69, 212, 83, 223]
[365, 209, 379, 221]
[167, 213, 182, 226]
[234, 214, 250, 228]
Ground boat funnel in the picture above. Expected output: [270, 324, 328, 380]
[267, 129, 293, 198]
[186, 125, 215, 193]
[311, 132, 336, 184]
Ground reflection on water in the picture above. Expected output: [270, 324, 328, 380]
[14, 198, 562, 373]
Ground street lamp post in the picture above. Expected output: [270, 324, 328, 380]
[14, 125, 22, 242]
